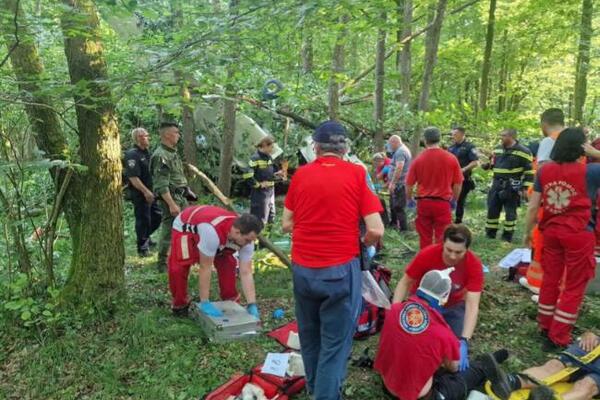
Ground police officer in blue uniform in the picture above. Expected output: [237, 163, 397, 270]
[124, 128, 162, 257]
[482, 129, 534, 242]
[448, 127, 479, 224]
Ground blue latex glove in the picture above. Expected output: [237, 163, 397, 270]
[450, 199, 457, 211]
[198, 301, 223, 317]
[247, 303, 260, 319]
[366, 246, 376, 260]
[407, 199, 416, 209]
[459, 338, 470, 371]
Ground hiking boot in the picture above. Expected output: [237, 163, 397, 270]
[171, 303, 190, 317]
[479, 353, 512, 400]
[527, 385, 555, 400]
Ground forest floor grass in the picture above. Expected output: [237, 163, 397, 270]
[2, 192, 600, 399]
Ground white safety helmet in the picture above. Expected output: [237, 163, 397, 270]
[417, 267, 455, 306]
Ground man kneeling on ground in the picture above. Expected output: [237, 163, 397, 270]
[492, 331, 600, 400]
[375, 267, 512, 400]
[168, 205, 263, 318]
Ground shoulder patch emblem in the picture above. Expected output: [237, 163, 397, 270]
[399, 302, 430, 334]
[127, 159, 136, 168]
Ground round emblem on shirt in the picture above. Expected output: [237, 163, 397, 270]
[127, 159, 136, 168]
[399, 302, 430, 334]
[545, 181, 575, 214]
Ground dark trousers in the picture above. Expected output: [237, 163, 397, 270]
[250, 187, 275, 224]
[390, 185, 408, 231]
[432, 358, 492, 400]
[384, 357, 493, 400]
[486, 182, 520, 242]
[292, 258, 362, 400]
[132, 196, 162, 253]
[455, 179, 474, 224]
[440, 302, 465, 338]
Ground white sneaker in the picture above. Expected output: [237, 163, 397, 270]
[531, 294, 539, 303]
[519, 276, 540, 294]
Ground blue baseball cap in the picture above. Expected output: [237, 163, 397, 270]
[312, 120, 347, 144]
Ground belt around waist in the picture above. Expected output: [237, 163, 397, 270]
[415, 196, 450, 202]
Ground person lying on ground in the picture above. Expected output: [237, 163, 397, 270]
[490, 331, 600, 400]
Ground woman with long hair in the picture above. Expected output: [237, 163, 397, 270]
[523, 127, 598, 349]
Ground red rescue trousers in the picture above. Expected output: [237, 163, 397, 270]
[168, 229, 239, 308]
[537, 228, 595, 346]
[415, 199, 452, 249]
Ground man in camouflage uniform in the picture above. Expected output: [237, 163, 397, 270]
[151, 122, 190, 272]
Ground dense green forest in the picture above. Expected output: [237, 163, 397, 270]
[0, 0, 598, 398]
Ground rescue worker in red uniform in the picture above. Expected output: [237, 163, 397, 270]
[393, 224, 484, 370]
[406, 127, 463, 249]
[375, 267, 512, 400]
[168, 205, 264, 317]
[524, 127, 600, 349]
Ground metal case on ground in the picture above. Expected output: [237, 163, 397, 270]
[191, 301, 261, 342]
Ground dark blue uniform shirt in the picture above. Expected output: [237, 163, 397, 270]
[448, 140, 478, 178]
[124, 146, 153, 197]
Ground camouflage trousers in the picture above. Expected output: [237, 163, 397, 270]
[157, 193, 188, 272]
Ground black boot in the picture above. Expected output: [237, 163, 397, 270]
[478, 353, 512, 400]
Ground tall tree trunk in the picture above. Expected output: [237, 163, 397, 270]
[59, 0, 124, 310]
[496, 29, 508, 113]
[478, 0, 496, 111]
[413, 0, 447, 154]
[328, 15, 349, 120]
[2, 0, 77, 286]
[218, 0, 239, 196]
[301, 32, 313, 74]
[374, 13, 387, 151]
[573, 0, 593, 124]
[1, 0, 68, 160]
[399, 0, 412, 107]
[417, 0, 447, 113]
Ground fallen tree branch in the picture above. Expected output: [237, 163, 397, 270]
[239, 95, 374, 138]
[239, 96, 317, 129]
[185, 163, 292, 268]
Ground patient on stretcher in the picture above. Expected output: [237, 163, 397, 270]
[487, 331, 600, 400]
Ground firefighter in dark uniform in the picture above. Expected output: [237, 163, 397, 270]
[448, 127, 479, 224]
[483, 129, 534, 242]
[124, 128, 162, 257]
[243, 136, 282, 224]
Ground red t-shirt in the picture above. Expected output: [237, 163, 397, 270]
[374, 296, 460, 400]
[284, 156, 382, 267]
[406, 148, 463, 200]
[406, 244, 484, 307]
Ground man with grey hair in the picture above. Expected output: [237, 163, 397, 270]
[387, 134, 412, 231]
[406, 127, 463, 249]
[282, 120, 384, 400]
[124, 127, 161, 257]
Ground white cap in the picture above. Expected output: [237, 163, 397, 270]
[417, 267, 455, 305]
